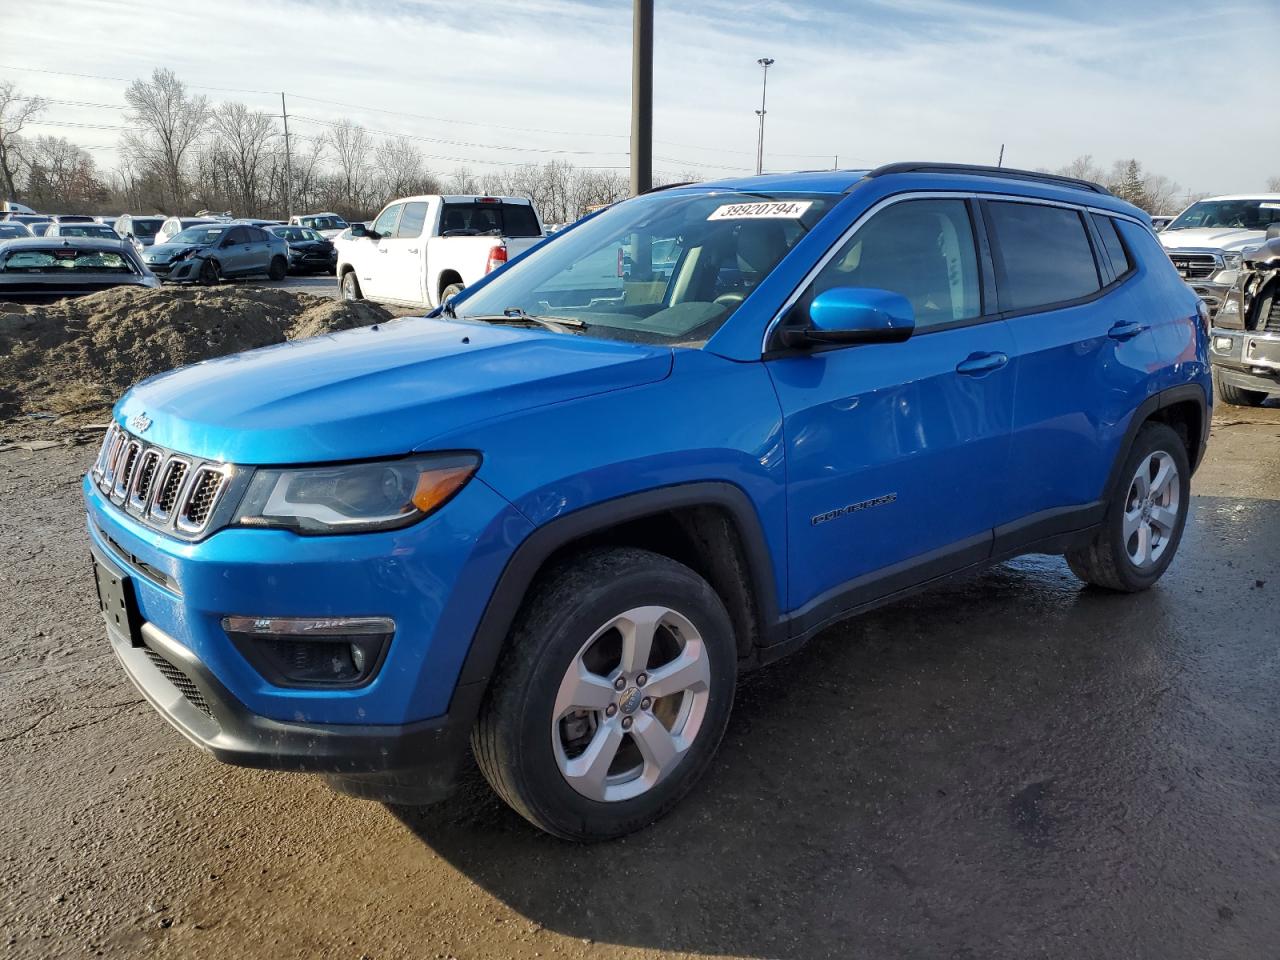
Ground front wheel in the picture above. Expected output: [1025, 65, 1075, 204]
[267, 256, 288, 281]
[199, 258, 220, 285]
[1066, 422, 1190, 592]
[473, 548, 738, 841]
[340, 270, 362, 301]
[1213, 368, 1268, 407]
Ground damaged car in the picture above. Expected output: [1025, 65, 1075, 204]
[1210, 225, 1280, 405]
[143, 223, 288, 283]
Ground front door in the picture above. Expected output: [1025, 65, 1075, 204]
[767, 196, 1015, 624]
[361, 203, 403, 300]
[382, 200, 429, 304]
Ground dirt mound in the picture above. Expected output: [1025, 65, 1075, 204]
[0, 286, 391, 434]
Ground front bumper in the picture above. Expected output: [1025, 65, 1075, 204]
[1209, 327, 1280, 390]
[1185, 279, 1231, 317]
[95, 538, 475, 780]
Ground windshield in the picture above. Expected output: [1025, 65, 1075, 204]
[171, 226, 228, 245]
[302, 216, 345, 230]
[131, 219, 162, 237]
[1167, 199, 1280, 231]
[1, 249, 135, 273]
[274, 226, 323, 242]
[455, 190, 838, 346]
[56, 225, 117, 238]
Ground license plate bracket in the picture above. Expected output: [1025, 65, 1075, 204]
[92, 557, 143, 646]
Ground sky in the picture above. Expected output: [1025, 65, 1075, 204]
[5, 0, 1280, 198]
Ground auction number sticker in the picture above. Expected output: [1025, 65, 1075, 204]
[707, 201, 813, 221]
[1261, 202, 1280, 210]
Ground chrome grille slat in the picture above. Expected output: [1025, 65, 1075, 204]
[92, 426, 239, 540]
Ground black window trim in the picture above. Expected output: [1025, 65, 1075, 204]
[761, 189, 1153, 355]
[1088, 212, 1138, 290]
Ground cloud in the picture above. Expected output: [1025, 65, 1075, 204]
[5, 0, 1279, 192]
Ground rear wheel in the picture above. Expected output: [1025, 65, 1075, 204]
[473, 548, 737, 841]
[1213, 368, 1268, 407]
[441, 281, 464, 303]
[340, 270, 362, 301]
[268, 256, 288, 281]
[1066, 422, 1190, 592]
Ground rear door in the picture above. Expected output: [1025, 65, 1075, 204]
[382, 200, 429, 304]
[987, 199, 1158, 541]
[360, 203, 403, 300]
[767, 196, 1016, 623]
[244, 226, 272, 274]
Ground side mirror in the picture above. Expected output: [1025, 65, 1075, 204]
[351, 223, 372, 239]
[782, 287, 915, 349]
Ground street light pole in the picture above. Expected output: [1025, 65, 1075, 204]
[630, 0, 653, 196]
[754, 57, 774, 176]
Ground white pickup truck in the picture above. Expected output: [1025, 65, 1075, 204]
[335, 195, 544, 310]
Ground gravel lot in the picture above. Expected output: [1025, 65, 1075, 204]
[2, 406, 1278, 959]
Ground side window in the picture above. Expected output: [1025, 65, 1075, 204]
[987, 201, 1100, 311]
[807, 198, 981, 329]
[372, 204, 402, 238]
[396, 202, 428, 238]
[223, 226, 247, 245]
[1091, 215, 1132, 279]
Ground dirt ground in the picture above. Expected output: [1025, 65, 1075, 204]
[2, 407, 1279, 960]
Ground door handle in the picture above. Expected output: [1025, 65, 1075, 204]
[407, 247, 419, 254]
[376, 247, 388, 253]
[955, 352, 1009, 376]
[1108, 321, 1148, 341]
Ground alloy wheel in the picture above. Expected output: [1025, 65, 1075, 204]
[552, 605, 711, 803]
[1123, 450, 1180, 569]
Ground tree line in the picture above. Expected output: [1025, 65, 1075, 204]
[3, 72, 1279, 223]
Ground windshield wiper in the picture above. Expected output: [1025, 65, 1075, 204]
[462, 307, 587, 334]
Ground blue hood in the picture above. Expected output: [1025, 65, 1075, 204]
[115, 318, 674, 464]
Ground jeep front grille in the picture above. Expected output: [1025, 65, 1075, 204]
[91, 423, 240, 539]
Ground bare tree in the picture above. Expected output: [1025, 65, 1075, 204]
[21, 136, 108, 212]
[123, 68, 210, 211]
[446, 166, 480, 194]
[325, 119, 372, 209]
[1056, 154, 1106, 184]
[1268, 175, 1280, 193]
[0, 82, 46, 202]
[210, 102, 278, 216]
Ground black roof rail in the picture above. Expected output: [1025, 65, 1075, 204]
[641, 181, 697, 195]
[861, 162, 1112, 196]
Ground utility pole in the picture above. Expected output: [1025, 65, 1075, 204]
[996, 143, 1004, 168]
[755, 57, 774, 176]
[629, 0, 653, 196]
[281, 92, 293, 220]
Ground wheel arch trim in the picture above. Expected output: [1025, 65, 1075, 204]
[449, 482, 782, 710]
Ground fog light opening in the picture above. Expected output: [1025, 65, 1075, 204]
[222, 616, 393, 688]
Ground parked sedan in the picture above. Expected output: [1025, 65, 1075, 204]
[0, 237, 158, 303]
[46, 222, 121, 240]
[0, 222, 33, 240]
[142, 222, 288, 283]
[266, 224, 337, 274]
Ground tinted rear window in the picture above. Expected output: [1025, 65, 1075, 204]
[987, 201, 1100, 311]
[397, 201, 428, 238]
[440, 201, 541, 238]
[1092, 215, 1132, 278]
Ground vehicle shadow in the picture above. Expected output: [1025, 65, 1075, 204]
[389, 495, 1280, 959]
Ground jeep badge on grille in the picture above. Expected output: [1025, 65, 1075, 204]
[128, 412, 152, 434]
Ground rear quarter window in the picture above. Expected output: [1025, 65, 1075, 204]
[1092, 215, 1132, 279]
[987, 201, 1101, 312]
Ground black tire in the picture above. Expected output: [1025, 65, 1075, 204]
[441, 281, 464, 303]
[340, 270, 362, 301]
[473, 547, 737, 841]
[199, 258, 220, 285]
[267, 256, 288, 281]
[1066, 422, 1190, 592]
[1213, 368, 1268, 407]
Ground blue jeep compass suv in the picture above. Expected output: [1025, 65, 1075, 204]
[85, 163, 1210, 840]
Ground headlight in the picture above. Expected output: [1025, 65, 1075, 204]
[1222, 252, 1242, 271]
[232, 453, 479, 534]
